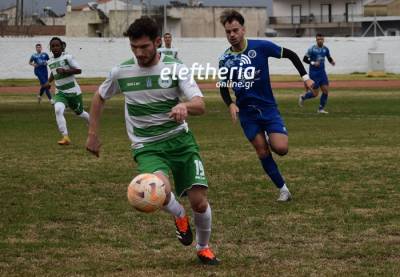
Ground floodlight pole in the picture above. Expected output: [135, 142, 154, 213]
[15, 0, 19, 26]
[20, 0, 24, 25]
[163, 4, 167, 33]
[351, 4, 354, 37]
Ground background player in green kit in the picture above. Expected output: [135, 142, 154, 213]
[158, 33, 178, 58]
[86, 17, 219, 265]
[44, 37, 90, 145]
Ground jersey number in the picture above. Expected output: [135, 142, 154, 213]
[194, 160, 205, 177]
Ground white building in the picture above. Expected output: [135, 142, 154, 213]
[269, 0, 370, 36]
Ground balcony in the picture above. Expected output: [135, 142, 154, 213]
[269, 14, 362, 29]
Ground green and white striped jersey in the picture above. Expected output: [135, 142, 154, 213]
[99, 54, 203, 148]
[158, 47, 178, 59]
[48, 53, 82, 95]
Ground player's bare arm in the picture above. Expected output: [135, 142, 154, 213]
[56, 67, 82, 76]
[169, 96, 205, 122]
[86, 91, 105, 157]
[228, 103, 239, 123]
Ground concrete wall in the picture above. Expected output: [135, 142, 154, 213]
[364, 0, 400, 16]
[213, 7, 267, 37]
[66, 9, 142, 37]
[167, 7, 267, 38]
[388, 1, 400, 16]
[65, 11, 102, 37]
[0, 6, 17, 25]
[1, 36, 399, 79]
[108, 10, 142, 37]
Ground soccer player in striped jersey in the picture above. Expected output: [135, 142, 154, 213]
[86, 17, 219, 265]
[43, 37, 90, 145]
[218, 10, 314, 202]
[158, 33, 178, 58]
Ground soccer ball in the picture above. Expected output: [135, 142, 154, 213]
[127, 173, 166, 213]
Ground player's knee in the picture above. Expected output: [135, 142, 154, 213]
[190, 199, 208, 213]
[273, 146, 288, 156]
[188, 187, 208, 213]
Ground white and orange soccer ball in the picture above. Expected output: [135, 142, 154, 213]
[127, 173, 166, 213]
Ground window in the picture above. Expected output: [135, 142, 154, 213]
[321, 4, 332, 23]
[291, 5, 301, 24]
[345, 2, 356, 23]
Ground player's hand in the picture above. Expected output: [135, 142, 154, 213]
[314, 61, 320, 67]
[331, 60, 336, 66]
[304, 79, 314, 91]
[229, 103, 239, 123]
[56, 68, 65, 74]
[169, 103, 188, 123]
[86, 133, 101, 158]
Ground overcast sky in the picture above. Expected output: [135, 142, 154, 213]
[1, 0, 272, 16]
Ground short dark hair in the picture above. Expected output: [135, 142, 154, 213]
[316, 33, 324, 38]
[124, 16, 160, 40]
[220, 9, 245, 26]
[49, 36, 63, 46]
[35, 43, 41, 47]
[163, 33, 171, 37]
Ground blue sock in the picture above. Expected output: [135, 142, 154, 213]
[260, 155, 285, 189]
[44, 89, 52, 100]
[39, 87, 45, 96]
[319, 93, 328, 110]
[302, 91, 315, 100]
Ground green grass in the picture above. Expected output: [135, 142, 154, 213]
[1, 89, 399, 276]
[1, 73, 399, 87]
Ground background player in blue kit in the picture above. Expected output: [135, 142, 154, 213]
[29, 43, 54, 104]
[218, 10, 314, 202]
[298, 34, 335, 113]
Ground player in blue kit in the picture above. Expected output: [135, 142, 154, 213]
[218, 10, 314, 202]
[29, 43, 54, 104]
[298, 34, 335, 113]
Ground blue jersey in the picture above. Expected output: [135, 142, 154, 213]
[306, 45, 331, 74]
[218, 39, 283, 108]
[29, 52, 49, 75]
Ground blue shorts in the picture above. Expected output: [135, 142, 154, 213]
[35, 71, 48, 85]
[310, 71, 329, 89]
[238, 105, 288, 141]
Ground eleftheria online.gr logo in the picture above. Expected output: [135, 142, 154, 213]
[160, 62, 256, 89]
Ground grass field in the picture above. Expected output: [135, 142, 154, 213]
[1, 88, 399, 276]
